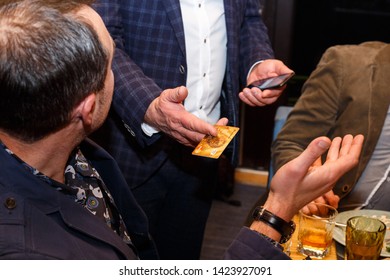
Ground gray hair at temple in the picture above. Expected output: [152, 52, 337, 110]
[0, 0, 108, 142]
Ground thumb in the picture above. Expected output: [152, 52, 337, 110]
[216, 117, 229, 126]
[292, 136, 331, 172]
[163, 86, 188, 104]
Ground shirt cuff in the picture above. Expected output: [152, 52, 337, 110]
[246, 60, 264, 81]
[141, 122, 160, 137]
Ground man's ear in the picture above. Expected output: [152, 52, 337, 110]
[73, 93, 97, 126]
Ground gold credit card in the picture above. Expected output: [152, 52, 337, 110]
[192, 125, 239, 159]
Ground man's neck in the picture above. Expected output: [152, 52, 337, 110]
[0, 130, 80, 184]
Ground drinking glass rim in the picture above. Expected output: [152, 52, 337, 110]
[299, 202, 338, 219]
[346, 215, 387, 233]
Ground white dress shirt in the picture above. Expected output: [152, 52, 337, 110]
[180, 0, 227, 124]
[141, 0, 227, 136]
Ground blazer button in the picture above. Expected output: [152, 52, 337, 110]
[341, 185, 350, 193]
[179, 65, 185, 74]
[4, 197, 17, 209]
[123, 122, 136, 137]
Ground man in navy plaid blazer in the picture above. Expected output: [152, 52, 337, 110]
[92, 0, 293, 259]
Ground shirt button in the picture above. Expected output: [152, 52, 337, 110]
[4, 197, 17, 209]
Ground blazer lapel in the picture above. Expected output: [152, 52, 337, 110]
[223, 0, 234, 40]
[163, 0, 186, 56]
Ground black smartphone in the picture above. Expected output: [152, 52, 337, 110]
[247, 72, 295, 90]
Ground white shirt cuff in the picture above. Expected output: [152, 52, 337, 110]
[246, 60, 264, 81]
[141, 122, 160, 137]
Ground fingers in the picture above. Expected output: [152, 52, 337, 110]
[325, 192, 340, 209]
[314, 190, 340, 209]
[300, 202, 326, 216]
[301, 200, 325, 216]
[305, 202, 319, 215]
[175, 117, 229, 146]
[300, 205, 311, 216]
[338, 134, 354, 157]
[171, 127, 205, 147]
[145, 85, 238, 147]
[327, 134, 364, 161]
[174, 114, 217, 142]
[349, 134, 364, 159]
[326, 136, 343, 162]
[145, 86, 220, 145]
[239, 88, 283, 107]
[325, 134, 364, 176]
[241, 59, 292, 107]
[249, 59, 292, 78]
[302, 190, 340, 216]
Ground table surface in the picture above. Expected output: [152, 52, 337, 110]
[286, 215, 338, 260]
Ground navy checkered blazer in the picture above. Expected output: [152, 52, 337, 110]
[92, 0, 274, 188]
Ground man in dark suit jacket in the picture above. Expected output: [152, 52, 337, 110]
[92, 0, 293, 259]
[0, 0, 364, 260]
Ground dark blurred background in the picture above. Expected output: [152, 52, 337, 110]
[239, 0, 390, 171]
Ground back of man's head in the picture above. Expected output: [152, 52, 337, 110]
[0, 0, 108, 143]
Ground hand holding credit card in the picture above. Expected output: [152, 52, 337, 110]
[192, 125, 239, 159]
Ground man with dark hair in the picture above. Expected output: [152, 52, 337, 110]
[0, 0, 155, 259]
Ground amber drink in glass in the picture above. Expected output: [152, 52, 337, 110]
[345, 216, 386, 260]
[297, 203, 338, 259]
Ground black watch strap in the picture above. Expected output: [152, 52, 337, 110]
[252, 206, 295, 244]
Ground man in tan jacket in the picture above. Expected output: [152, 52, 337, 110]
[272, 41, 390, 212]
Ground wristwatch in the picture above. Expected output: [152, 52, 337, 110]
[252, 206, 295, 244]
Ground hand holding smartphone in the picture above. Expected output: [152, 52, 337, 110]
[247, 72, 295, 90]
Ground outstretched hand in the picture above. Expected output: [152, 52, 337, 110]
[264, 134, 364, 222]
[144, 86, 228, 147]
